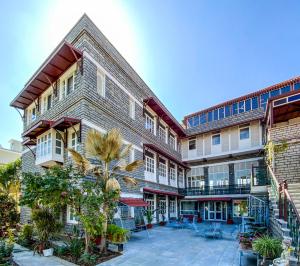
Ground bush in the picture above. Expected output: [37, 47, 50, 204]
[0, 239, 14, 265]
[0, 194, 19, 237]
[79, 252, 98, 265]
[67, 226, 84, 262]
[253, 235, 282, 260]
[107, 224, 129, 243]
[18, 224, 34, 247]
[31, 208, 61, 253]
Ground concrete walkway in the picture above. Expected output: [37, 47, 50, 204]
[13, 244, 76, 266]
[99, 226, 257, 266]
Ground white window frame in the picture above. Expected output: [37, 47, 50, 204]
[67, 205, 78, 224]
[145, 154, 155, 173]
[239, 127, 250, 140]
[212, 134, 221, 146]
[169, 166, 176, 181]
[97, 69, 106, 97]
[129, 97, 135, 119]
[169, 134, 176, 150]
[129, 148, 135, 163]
[158, 126, 166, 143]
[145, 114, 154, 133]
[159, 161, 167, 177]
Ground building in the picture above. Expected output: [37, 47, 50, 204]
[0, 139, 22, 166]
[10, 14, 300, 230]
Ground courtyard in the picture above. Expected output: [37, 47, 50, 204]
[101, 225, 257, 266]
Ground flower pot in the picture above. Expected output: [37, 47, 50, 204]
[42, 248, 54, 257]
[159, 221, 166, 226]
[146, 224, 153, 229]
[197, 217, 202, 223]
[227, 219, 234, 224]
[94, 236, 102, 245]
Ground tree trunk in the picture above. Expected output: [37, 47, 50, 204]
[84, 231, 90, 253]
[99, 203, 108, 253]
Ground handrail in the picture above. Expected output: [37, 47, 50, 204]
[283, 184, 300, 222]
[268, 165, 279, 189]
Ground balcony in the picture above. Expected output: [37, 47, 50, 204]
[178, 184, 251, 196]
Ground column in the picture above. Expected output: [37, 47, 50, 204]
[154, 194, 159, 223]
[154, 115, 158, 136]
[204, 166, 209, 194]
[166, 195, 169, 221]
[175, 196, 178, 218]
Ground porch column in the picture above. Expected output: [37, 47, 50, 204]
[175, 197, 178, 218]
[154, 194, 158, 223]
[166, 195, 169, 221]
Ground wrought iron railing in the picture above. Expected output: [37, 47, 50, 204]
[178, 184, 251, 196]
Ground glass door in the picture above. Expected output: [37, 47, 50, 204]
[204, 201, 227, 221]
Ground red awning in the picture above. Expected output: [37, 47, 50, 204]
[144, 143, 188, 169]
[51, 117, 81, 131]
[196, 197, 232, 202]
[143, 187, 183, 197]
[144, 97, 186, 137]
[119, 198, 149, 207]
[11, 42, 82, 109]
[22, 120, 53, 138]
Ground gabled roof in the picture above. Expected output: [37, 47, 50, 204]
[11, 42, 82, 109]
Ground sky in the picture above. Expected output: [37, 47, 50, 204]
[1, 0, 300, 148]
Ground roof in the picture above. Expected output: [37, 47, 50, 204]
[184, 75, 300, 123]
[185, 109, 264, 137]
[119, 198, 149, 207]
[11, 42, 82, 109]
[143, 187, 183, 197]
[143, 143, 188, 168]
[22, 120, 53, 138]
[144, 97, 185, 137]
[51, 117, 81, 131]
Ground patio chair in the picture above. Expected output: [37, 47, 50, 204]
[204, 222, 223, 239]
[166, 219, 184, 229]
[192, 223, 205, 237]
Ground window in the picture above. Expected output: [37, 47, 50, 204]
[294, 82, 300, 90]
[189, 139, 196, 150]
[187, 167, 205, 188]
[187, 117, 193, 128]
[55, 132, 63, 155]
[67, 75, 74, 95]
[145, 152, 155, 173]
[159, 159, 166, 177]
[145, 114, 154, 133]
[225, 105, 231, 117]
[158, 126, 166, 143]
[129, 98, 135, 119]
[169, 164, 176, 180]
[239, 101, 245, 113]
[47, 94, 52, 110]
[193, 115, 199, 127]
[178, 168, 184, 184]
[212, 134, 220, 145]
[218, 107, 224, 120]
[208, 164, 229, 187]
[30, 107, 36, 122]
[233, 200, 248, 217]
[270, 89, 280, 98]
[97, 69, 105, 97]
[129, 149, 135, 163]
[169, 134, 176, 150]
[169, 200, 176, 213]
[281, 85, 290, 94]
[260, 92, 269, 110]
[208, 111, 213, 122]
[70, 131, 79, 151]
[36, 132, 52, 159]
[245, 99, 251, 111]
[200, 113, 206, 124]
[251, 97, 258, 109]
[234, 161, 258, 186]
[213, 109, 218, 121]
[67, 205, 78, 224]
[240, 127, 250, 140]
[232, 103, 238, 115]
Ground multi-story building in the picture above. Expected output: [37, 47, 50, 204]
[0, 139, 22, 166]
[11, 14, 300, 228]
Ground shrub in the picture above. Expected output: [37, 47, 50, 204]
[0, 194, 19, 236]
[31, 208, 61, 253]
[79, 252, 98, 266]
[253, 235, 282, 262]
[18, 224, 34, 247]
[107, 224, 129, 243]
[67, 226, 84, 262]
[0, 239, 14, 265]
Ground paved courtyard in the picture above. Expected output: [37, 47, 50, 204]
[100, 225, 257, 266]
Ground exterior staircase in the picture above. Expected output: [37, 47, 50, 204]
[288, 183, 300, 215]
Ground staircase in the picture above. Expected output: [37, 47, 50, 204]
[288, 183, 300, 215]
[248, 195, 268, 225]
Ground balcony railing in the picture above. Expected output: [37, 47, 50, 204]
[178, 184, 251, 196]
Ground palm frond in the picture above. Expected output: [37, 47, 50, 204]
[68, 149, 90, 174]
[85, 129, 104, 159]
[118, 144, 132, 160]
[124, 160, 144, 172]
[106, 177, 121, 191]
[105, 129, 122, 162]
[122, 176, 138, 186]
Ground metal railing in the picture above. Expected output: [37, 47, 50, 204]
[178, 184, 251, 196]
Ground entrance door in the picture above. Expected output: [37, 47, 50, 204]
[204, 202, 227, 221]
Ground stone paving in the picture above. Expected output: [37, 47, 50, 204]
[99, 225, 257, 266]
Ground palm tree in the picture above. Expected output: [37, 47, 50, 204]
[69, 128, 143, 253]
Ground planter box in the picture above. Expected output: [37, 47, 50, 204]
[43, 248, 54, 257]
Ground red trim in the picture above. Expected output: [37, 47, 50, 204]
[196, 197, 232, 201]
[119, 198, 149, 207]
[184, 76, 300, 125]
[51, 117, 81, 131]
[22, 120, 53, 138]
[144, 97, 186, 137]
[143, 187, 183, 197]
[11, 42, 82, 109]
[143, 143, 189, 169]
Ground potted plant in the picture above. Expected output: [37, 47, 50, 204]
[31, 208, 61, 256]
[253, 236, 282, 266]
[145, 210, 153, 229]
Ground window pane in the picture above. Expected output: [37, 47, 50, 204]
[208, 111, 213, 122]
[193, 115, 199, 127]
[239, 101, 245, 113]
[225, 105, 231, 117]
[270, 89, 280, 98]
[189, 140, 196, 150]
[200, 113, 206, 124]
[219, 107, 224, 119]
[232, 103, 238, 115]
[294, 82, 300, 90]
[240, 128, 250, 140]
[245, 99, 251, 111]
[212, 134, 220, 145]
[281, 85, 290, 94]
[67, 76, 74, 95]
[213, 109, 218, 121]
[252, 97, 258, 109]
[260, 93, 269, 110]
[187, 117, 193, 128]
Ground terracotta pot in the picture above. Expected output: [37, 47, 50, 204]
[227, 219, 234, 224]
[146, 224, 153, 229]
[159, 221, 166, 226]
[197, 217, 202, 223]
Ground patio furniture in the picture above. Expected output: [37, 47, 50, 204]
[166, 219, 184, 229]
[204, 222, 223, 239]
[192, 223, 205, 237]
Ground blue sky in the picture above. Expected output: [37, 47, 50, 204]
[1, 0, 300, 148]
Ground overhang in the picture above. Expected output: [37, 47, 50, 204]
[119, 198, 149, 207]
[11, 42, 82, 109]
[22, 120, 53, 138]
[144, 143, 188, 169]
[22, 138, 36, 146]
[51, 117, 81, 131]
[144, 97, 186, 137]
[143, 187, 183, 197]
